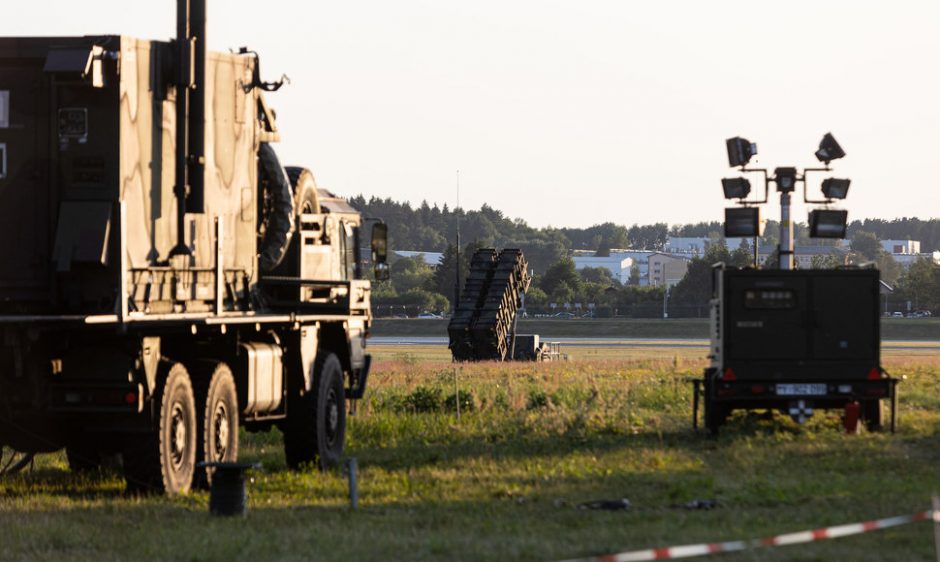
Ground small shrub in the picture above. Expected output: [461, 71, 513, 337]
[404, 385, 443, 413]
[444, 389, 476, 413]
[526, 389, 551, 410]
[492, 388, 510, 411]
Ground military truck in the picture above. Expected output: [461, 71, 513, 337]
[695, 265, 898, 434]
[0, 0, 388, 494]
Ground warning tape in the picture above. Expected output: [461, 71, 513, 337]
[560, 509, 935, 562]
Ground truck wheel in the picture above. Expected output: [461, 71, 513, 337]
[284, 352, 346, 470]
[123, 362, 197, 495]
[194, 363, 239, 488]
[285, 167, 320, 215]
[862, 399, 883, 432]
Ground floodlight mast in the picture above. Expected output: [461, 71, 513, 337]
[722, 133, 848, 270]
[778, 189, 794, 270]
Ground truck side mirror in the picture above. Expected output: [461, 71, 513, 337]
[371, 222, 389, 281]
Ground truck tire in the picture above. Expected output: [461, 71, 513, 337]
[123, 362, 197, 495]
[285, 167, 320, 215]
[862, 399, 883, 432]
[283, 352, 346, 470]
[194, 363, 239, 488]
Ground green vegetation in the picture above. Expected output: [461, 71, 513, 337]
[350, 195, 940, 258]
[360, 195, 940, 319]
[1, 346, 938, 561]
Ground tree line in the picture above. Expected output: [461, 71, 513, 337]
[351, 195, 940, 316]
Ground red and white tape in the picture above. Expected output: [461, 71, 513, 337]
[560, 509, 935, 562]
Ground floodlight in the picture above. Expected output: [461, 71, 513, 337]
[725, 207, 763, 238]
[726, 137, 757, 168]
[815, 133, 845, 164]
[721, 177, 751, 199]
[774, 167, 797, 193]
[821, 178, 850, 200]
[809, 209, 848, 238]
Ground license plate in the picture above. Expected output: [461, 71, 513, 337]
[776, 383, 827, 396]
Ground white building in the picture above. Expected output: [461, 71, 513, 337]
[881, 240, 921, 255]
[892, 251, 940, 267]
[609, 249, 657, 286]
[665, 237, 711, 255]
[572, 255, 634, 284]
[665, 236, 749, 256]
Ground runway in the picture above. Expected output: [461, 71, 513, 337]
[369, 337, 940, 351]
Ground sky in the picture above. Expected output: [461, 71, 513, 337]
[5, 1, 939, 228]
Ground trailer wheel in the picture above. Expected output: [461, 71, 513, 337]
[194, 363, 239, 488]
[703, 395, 728, 435]
[862, 399, 883, 432]
[123, 362, 197, 495]
[284, 352, 346, 470]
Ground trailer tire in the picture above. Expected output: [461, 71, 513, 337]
[703, 393, 728, 435]
[285, 167, 320, 216]
[283, 352, 346, 470]
[193, 362, 239, 488]
[123, 362, 197, 495]
[862, 399, 883, 432]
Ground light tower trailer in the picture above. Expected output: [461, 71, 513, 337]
[694, 265, 898, 434]
[0, 0, 387, 494]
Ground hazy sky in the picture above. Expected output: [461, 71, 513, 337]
[5, 1, 939, 228]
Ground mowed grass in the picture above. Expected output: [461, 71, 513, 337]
[1, 345, 939, 561]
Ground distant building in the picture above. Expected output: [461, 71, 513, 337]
[664, 236, 749, 256]
[881, 240, 920, 255]
[648, 252, 691, 287]
[878, 240, 938, 269]
[572, 255, 634, 284]
[665, 237, 710, 255]
[892, 250, 940, 267]
[609, 249, 657, 286]
[757, 246, 849, 269]
[393, 250, 444, 267]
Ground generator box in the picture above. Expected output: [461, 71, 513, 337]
[697, 266, 896, 433]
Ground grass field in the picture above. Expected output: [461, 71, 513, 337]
[1, 344, 939, 561]
[372, 317, 940, 341]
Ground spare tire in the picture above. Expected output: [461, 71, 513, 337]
[284, 167, 320, 216]
[258, 143, 295, 272]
